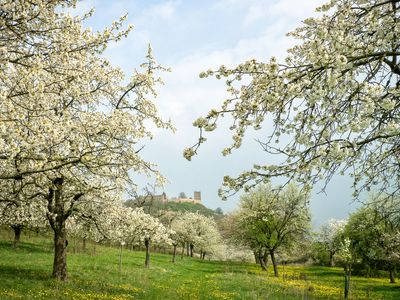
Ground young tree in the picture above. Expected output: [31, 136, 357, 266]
[160, 210, 183, 263]
[0, 195, 47, 248]
[0, 178, 48, 247]
[0, 1, 172, 280]
[318, 219, 347, 267]
[222, 211, 269, 269]
[347, 196, 400, 283]
[185, 0, 400, 199]
[171, 212, 221, 259]
[235, 184, 311, 276]
[96, 204, 171, 268]
[136, 213, 172, 268]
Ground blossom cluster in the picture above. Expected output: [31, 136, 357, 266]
[186, 0, 400, 198]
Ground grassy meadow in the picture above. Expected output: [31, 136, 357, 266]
[0, 232, 399, 300]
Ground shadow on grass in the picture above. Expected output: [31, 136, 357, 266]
[0, 265, 51, 281]
[0, 240, 53, 254]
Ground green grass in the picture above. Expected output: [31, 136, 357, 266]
[0, 234, 399, 299]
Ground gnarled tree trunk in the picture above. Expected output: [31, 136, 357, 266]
[47, 178, 68, 281]
[53, 223, 68, 281]
[47, 177, 83, 281]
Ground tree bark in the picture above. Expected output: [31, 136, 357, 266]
[52, 223, 68, 281]
[186, 242, 190, 256]
[190, 243, 194, 257]
[263, 250, 269, 268]
[202, 252, 206, 260]
[344, 266, 351, 299]
[254, 250, 260, 264]
[259, 251, 267, 271]
[181, 242, 185, 259]
[172, 244, 177, 263]
[11, 225, 22, 248]
[82, 237, 87, 252]
[46, 177, 77, 281]
[119, 244, 123, 272]
[329, 251, 334, 267]
[145, 239, 150, 268]
[270, 250, 278, 277]
[389, 264, 396, 284]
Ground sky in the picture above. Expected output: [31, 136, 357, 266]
[74, 0, 361, 226]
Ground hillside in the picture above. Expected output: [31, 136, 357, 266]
[124, 198, 223, 219]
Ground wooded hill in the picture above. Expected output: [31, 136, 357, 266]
[124, 198, 224, 219]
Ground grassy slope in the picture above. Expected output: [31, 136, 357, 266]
[0, 236, 399, 300]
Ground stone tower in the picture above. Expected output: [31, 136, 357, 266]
[194, 191, 201, 202]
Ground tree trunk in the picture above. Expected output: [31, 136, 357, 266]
[190, 243, 194, 257]
[270, 250, 278, 277]
[145, 239, 150, 268]
[389, 265, 396, 284]
[259, 251, 267, 271]
[52, 224, 68, 281]
[254, 250, 260, 264]
[263, 250, 269, 267]
[186, 242, 190, 256]
[181, 242, 185, 259]
[172, 244, 177, 263]
[11, 225, 22, 249]
[82, 237, 87, 252]
[344, 266, 351, 299]
[202, 252, 206, 260]
[92, 242, 96, 255]
[46, 177, 73, 281]
[119, 244, 123, 272]
[329, 251, 334, 267]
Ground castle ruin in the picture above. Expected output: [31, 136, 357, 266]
[154, 191, 202, 204]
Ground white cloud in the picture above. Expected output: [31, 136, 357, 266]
[215, 0, 325, 27]
[268, 0, 325, 19]
[151, 1, 177, 19]
[140, 1, 179, 21]
[243, 4, 268, 27]
[79, 1, 358, 218]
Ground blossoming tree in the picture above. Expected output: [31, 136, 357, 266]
[0, 0, 172, 280]
[0, 182, 48, 248]
[234, 184, 311, 276]
[171, 212, 221, 259]
[89, 204, 172, 268]
[318, 219, 347, 267]
[347, 196, 400, 283]
[185, 0, 399, 199]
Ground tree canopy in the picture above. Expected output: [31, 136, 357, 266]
[185, 0, 400, 199]
[0, 0, 172, 280]
[232, 184, 311, 276]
